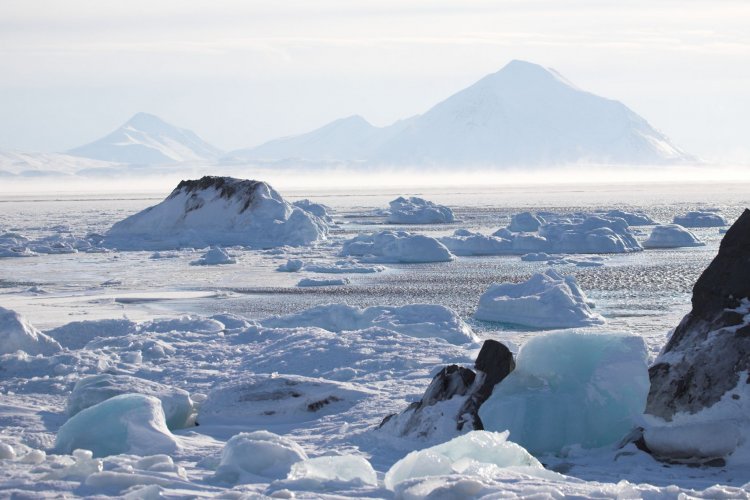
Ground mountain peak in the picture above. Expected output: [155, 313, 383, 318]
[124, 112, 177, 134]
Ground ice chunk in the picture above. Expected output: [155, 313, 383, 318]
[474, 269, 604, 328]
[67, 374, 194, 430]
[190, 246, 236, 265]
[0, 443, 16, 460]
[439, 230, 513, 256]
[540, 215, 642, 253]
[303, 260, 385, 274]
[293, 199, 334, 223]
[340, 230, 454, 263]
[673, 210, 727, 227]
[200, 373, 373, 425]
[103, 176, 328, 250]
[603, 209, 656, 226]
[297, 277, 349, 287]
[508, 212, 543, 232]
[55, 394, 179, 457]
[45, 318, 137, 350]
[520, 252, 553, 262]
[384, 430, 543, 490]
[287, 455, 377, 486]
[387, 196, 455, 224]
[213, 431, 307, 483]
[643, 224, 704, 248]
[0, 306, 61, 355]
[262, 303, 477, 344]
[479, 331, 649, 454]
[276, 259, 304, 272]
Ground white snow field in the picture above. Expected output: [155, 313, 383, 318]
[474, 269, 605, 328]
[1, 183, 749, 498]
[643, 224, 705, 249]
[386, 196, 455, 224]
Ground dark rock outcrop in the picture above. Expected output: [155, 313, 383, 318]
[646, 209, 750, 420]
[379, 339, 514, 438]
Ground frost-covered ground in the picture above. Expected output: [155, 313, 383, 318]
[1, 183, 750, 498]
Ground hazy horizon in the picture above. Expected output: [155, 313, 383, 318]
[2, 1, 750, 165]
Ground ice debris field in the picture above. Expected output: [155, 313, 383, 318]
[1, 177, 750, 498]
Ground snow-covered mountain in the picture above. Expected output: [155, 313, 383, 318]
[68, 112, 222, 165]
[0, 150, 118, 177]
[229, 60, 690, 166]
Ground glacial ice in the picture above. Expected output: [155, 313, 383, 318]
[190, 246, 236, 265]
[341, 230, 454, 263]
[643, 224, 704, 248]
[262, 303, 477, 344]
[673, 211, 727, 227]
[0, 306, 61, 355]
[384, 430, 545, 490]
[293, 199, 334, 224]
[508, 212, 544, 232]
[602, 209, 656, 226]
[213, 431, 307, 483]
[440, 229, 513, 256]
[539, 215, 642, 253]
[55, 394, 179, 457]
[479, 331, 649, 454]
[387, 196, 455, 224]
[287, 455, 378, 486]
[66, 374, 194, 430]
[103, 176, 329, 250]
[474, 269, 604, 328]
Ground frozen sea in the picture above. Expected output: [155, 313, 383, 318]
[1, 181, 749, 498]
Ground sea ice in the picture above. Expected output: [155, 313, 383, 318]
[276, 259, 304, 272]
[55, 394, 180, 457]
[293, 199, 334, 224]
[474, 269, 604, 328]
[103, 176, 328, 250]
[539, 215, 642, 253]
[0, 306, 61, 355]
[673, 211, 727, 227]
[286, 455, 378, 486]
[384, 430, 545, 490]
[341, 230, 454, 263]
[508, 212, 544, 232]
[213, 431, 307, 483]
[262, 303, 477, 344]
[190, 246, 236, 265]
[439, 229, 513, 256]
[602, 209, 656, 226]
[643, 224, 704, 248]
[67, 374, 194, 430]
[387, 196, 455, 224]
[479, 331, 649, 453]
[297, 277, 350, 287]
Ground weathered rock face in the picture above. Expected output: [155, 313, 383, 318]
[379, 339, 514, 440]
[646, 209, 750, 420]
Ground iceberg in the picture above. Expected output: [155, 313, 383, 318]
[213, 431, 307, 483]
[673, 211, 727, 227]
[474, 269, 604, 328]
[55, 394, 180, 457]
[262, 303, 477, 345]
[103, 176, 328, 250]
[297, 277, 349, 287]
[508, 212, 543, 232]
[642, 224, 704, 248]
[603, 209, 656, 226]
[479, 331, 649, 454]
[387, 196, 455, 224]
[293, 199, 334, 224]
[190, 246, 237, 265]
[439, 230, 513, 256]
[0, 306, 61, 355]
[340, 230, 454, 263]
[384, 430, 543, 490]
[539, 215, 642, 254]
[66, 374, 194, 430]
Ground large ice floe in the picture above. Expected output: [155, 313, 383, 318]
[479, 331, 649, 454]
[474, 269, 605, 328]
[103, 176, 329, 250]
[340, 230, 454, 263]
[0, 306, 61, 355]
[673, 210, 727, 227]
[55, 394, 180, 457]
[386, 196, 455, 224]
[262, 303, 477, 345]
[642, 209, 750, 464]
[642, 224, 704, 249]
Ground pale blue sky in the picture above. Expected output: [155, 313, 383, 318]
[1, 0, 749, 163]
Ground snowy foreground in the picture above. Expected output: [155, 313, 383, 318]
[0, 180, 748, 498]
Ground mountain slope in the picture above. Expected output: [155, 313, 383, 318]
[68, 113, 222, 165]
[230, 60, 690, 167]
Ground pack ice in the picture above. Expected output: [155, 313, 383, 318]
[0, 306, 61, 355]
[387, 196, 455, 224]
[474, 269, 605, 328]
[103, 176, 329, 250]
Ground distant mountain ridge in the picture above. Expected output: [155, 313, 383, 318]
[228, 60, 691, 166]
[68, 112, 222, 165]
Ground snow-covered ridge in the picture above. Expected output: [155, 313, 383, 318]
[103, 176, 329, 250]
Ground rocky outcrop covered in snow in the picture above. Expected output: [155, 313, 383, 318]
[643, 209, 750, 461]
[387, 197, 455, 224]
[103, 176, 329, 250]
